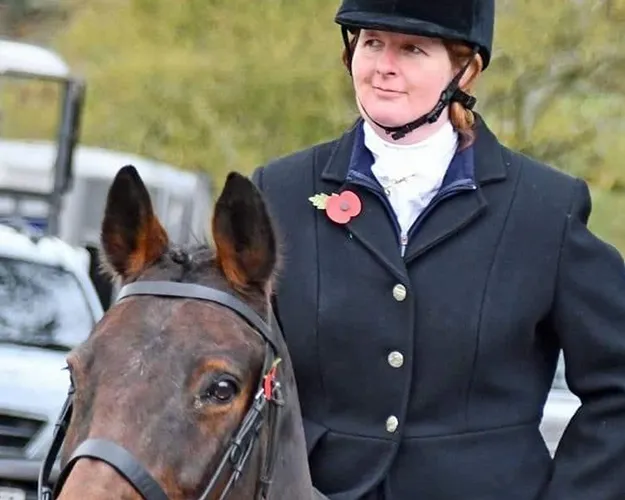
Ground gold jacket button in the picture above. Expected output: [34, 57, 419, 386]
[386, 415, 399, 433]
[392, 284, 407, 301]
[387, 351, 404, 368]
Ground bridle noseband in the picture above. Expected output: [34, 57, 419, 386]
[38, 280, 285, 500]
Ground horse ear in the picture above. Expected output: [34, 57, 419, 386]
[100, 165, 169, 280]
[212, 172, 277, 292]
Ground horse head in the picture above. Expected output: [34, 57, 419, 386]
[42, 166, 314, 500]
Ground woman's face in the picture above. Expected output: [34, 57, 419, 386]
[351, 29, 454, 136]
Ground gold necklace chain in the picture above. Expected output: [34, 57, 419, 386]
[379, 172, 422, 196]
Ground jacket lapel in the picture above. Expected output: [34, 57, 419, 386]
[318, 116, 508, 275]
[403, 188, 487, 263]
[320, 122, 409, 282]
[403, 117, 508, 264]
[343, 185, 408, 282]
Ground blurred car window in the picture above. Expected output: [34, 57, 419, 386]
[0, 256, 94, 351]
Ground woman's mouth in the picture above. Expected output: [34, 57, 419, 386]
[372, 86, 404, 96]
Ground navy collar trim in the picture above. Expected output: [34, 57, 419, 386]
[344, 120, 476, 189]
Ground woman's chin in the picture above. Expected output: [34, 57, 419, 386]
[357, 98, 420, 128]
[364, 112, 411, 128]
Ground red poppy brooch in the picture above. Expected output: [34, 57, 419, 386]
[308, 190, 362, 224]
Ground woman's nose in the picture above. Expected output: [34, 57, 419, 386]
[375, 47, 398, 75]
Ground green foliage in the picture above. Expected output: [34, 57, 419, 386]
[31, 1, 625, 185]
[588, 186, 625, 254]
[51, 0, 356, 189]
[481, 0, 625, 188]
[0, 78, 62, 142]
[0, 0, 68, 40]
[5, 0, 625, 252]
[51, 0, 625, 188]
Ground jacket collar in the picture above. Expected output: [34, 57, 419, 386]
[321, 115, 507, 186]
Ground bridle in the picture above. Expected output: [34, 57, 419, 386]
[38, 280, 286, 500]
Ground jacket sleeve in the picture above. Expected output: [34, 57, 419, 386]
[544, 179, 625, 499]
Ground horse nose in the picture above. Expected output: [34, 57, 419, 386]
[56, 458, 143, 500]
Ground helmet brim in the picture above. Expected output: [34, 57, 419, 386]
[335, 12, 490, 69]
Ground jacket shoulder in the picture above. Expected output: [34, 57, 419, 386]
[505, 146, 577, 186]
[502, 145, 581, 213]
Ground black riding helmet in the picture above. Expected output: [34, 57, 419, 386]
[335, 0, 495, 140]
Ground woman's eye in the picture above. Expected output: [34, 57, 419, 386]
[404, 45, 423, 54]
[363, 38, 381, 48]
[205, 378, 239, 404]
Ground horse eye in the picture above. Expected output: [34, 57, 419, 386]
[206, 377, 239, 404]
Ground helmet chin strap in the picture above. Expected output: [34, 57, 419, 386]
[362, 52, 477, 141]
[342, 27, 479, 141]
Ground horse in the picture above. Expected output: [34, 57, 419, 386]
[37, 165, 326, 500]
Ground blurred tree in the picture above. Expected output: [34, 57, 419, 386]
[7, 0, 625, 197]
[51, 0, 355, 190]
[480, 0, 625, 188]
[0, 0, 27, 35]
[0, 0, 67, 40]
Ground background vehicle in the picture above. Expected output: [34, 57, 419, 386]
[0, 222, 103, 500]
[0, 38, 213, 309]
[0, 39, 211, 500]
[0, 37, 87, 500]
[0, 139, 213, 309]
[0, 38, 83, 237]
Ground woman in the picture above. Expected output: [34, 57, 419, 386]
[251, 1, 625, 499]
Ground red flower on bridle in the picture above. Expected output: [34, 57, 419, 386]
[308, 190, 362, 224]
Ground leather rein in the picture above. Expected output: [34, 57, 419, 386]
[38, 280, 285, 500]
